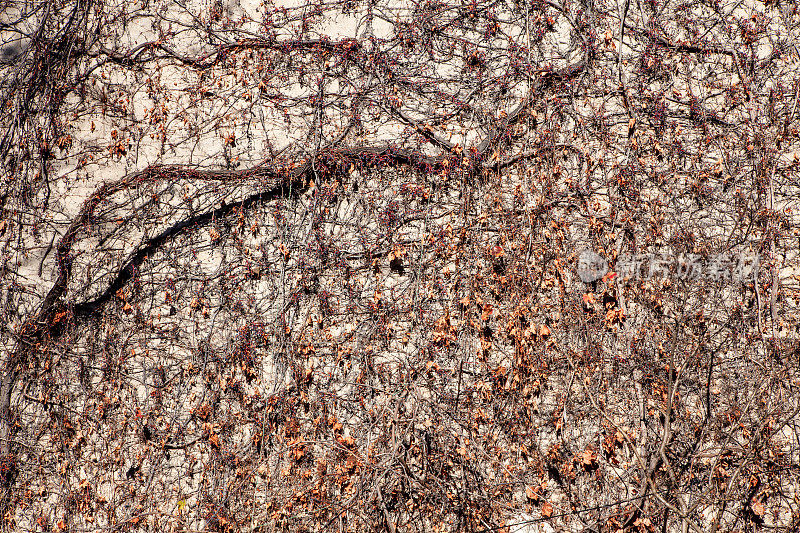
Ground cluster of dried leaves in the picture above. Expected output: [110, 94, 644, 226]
[1, 0, 800, 531]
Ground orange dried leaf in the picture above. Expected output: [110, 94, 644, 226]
[525, 485, 541, 502]
[751, 499, 765, 517]
[580, 448, 598, 466]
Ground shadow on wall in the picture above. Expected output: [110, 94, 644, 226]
[0, 17, 30, 65]
[0, 41, 27, 65]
